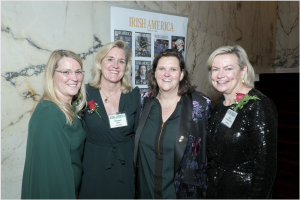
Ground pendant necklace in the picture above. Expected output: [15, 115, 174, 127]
[101, 89, 119, 103]
[159, 96, 179, 109]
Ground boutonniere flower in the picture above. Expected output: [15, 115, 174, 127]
[231, 93, 260, 111]
[87, 100, 102, 118]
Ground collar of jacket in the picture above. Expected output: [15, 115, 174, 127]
[134, 92, 193, 173]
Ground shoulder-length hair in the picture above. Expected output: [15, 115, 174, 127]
[41, 49, 87, 125]
[206, 45, 255, 88]
[148, 49, 196, 98]
[138, 65, 147, 77]
[89, 40, 133, 94]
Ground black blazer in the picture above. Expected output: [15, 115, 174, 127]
[135, 75, 148, 85]
[134, 91, 213, 198]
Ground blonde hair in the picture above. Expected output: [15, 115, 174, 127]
[89, 40, 133, 93]
[175, 39, 184, 46]
[41, 49, 87, 125]
[206, 45, 255, 88]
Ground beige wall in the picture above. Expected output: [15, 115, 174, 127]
[274, 1, 299, 73]
[1, 1, 279, 198]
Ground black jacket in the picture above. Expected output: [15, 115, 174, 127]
[134, 91, 213, 198]
[206, 88, 278, 198]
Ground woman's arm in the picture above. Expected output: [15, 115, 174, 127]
[22, 105, 75, 199]
[134, 87, 142, 133]
[250, 96, 278, 198]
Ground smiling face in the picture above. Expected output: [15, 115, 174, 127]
[155, 56, 184, 93]
[100, 47, 126, 84]
[140, 65, 146, 76]
[211, 54, 247, 95]
[53, 57, 83, 104]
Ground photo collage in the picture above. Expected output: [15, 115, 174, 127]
[114, 30, 186, 88]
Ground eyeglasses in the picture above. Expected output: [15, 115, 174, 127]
[55, 69, 85, 77]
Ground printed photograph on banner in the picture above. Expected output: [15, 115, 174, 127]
[139, 88, 150, 107]
[114, 30, 132, 49]
[139, 88, 150, 100]
[154, 34, 169, 57]
[135, 60, 151, 85]
[171, 36, 185, 59]
[135, 32, 151, 57]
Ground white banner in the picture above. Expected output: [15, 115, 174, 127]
[110, 5, 188, 89]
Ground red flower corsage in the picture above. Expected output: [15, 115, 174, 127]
[232, 93, 260, 111]
[87, 100, 101, 118]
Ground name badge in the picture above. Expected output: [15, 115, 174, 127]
[221, 109, 238, 128]
[108, 113, 128, 129]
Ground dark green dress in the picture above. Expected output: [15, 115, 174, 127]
[21, 100, 86, 199]
[137, 99, 181, 199]
[78, 85, 141, 199]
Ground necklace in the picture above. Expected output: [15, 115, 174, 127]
[101, 89, 119, 103]
[159, 96, 179, 109]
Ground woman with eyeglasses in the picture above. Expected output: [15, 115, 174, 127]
[21, 50, 87, 199]
[78, 40, 141, 199]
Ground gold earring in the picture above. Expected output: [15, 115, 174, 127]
[241, 77, 245, 84]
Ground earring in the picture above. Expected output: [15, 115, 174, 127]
[241, 77, 245, 84]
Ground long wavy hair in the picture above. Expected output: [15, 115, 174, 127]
[147, 49, 196, 98]
[89, 40, 133, 94]
[41, 49, 87, 125]
[206, 45, 255, 88]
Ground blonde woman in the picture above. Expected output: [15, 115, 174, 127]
[206, 45, 277, 198]
[21, 50, 87, 199]
[78, 40, 141, 199]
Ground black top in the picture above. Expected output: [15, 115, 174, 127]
[135, 91, 213, 199]
[78, 84, 141, 199]
[137, 99, 181, 199]
[135, 75, 148, 85]
[206, 88, 278, 198]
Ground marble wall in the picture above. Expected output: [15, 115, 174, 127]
[274, 1, 299, 72]
[1, 1, 278, 199]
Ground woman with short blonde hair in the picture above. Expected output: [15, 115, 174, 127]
[206, 45, 255, 88]
[206, 45, 277, 198]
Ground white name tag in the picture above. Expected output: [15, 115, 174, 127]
[109, 113, 128, 129]
[221, 109, 238, 128]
